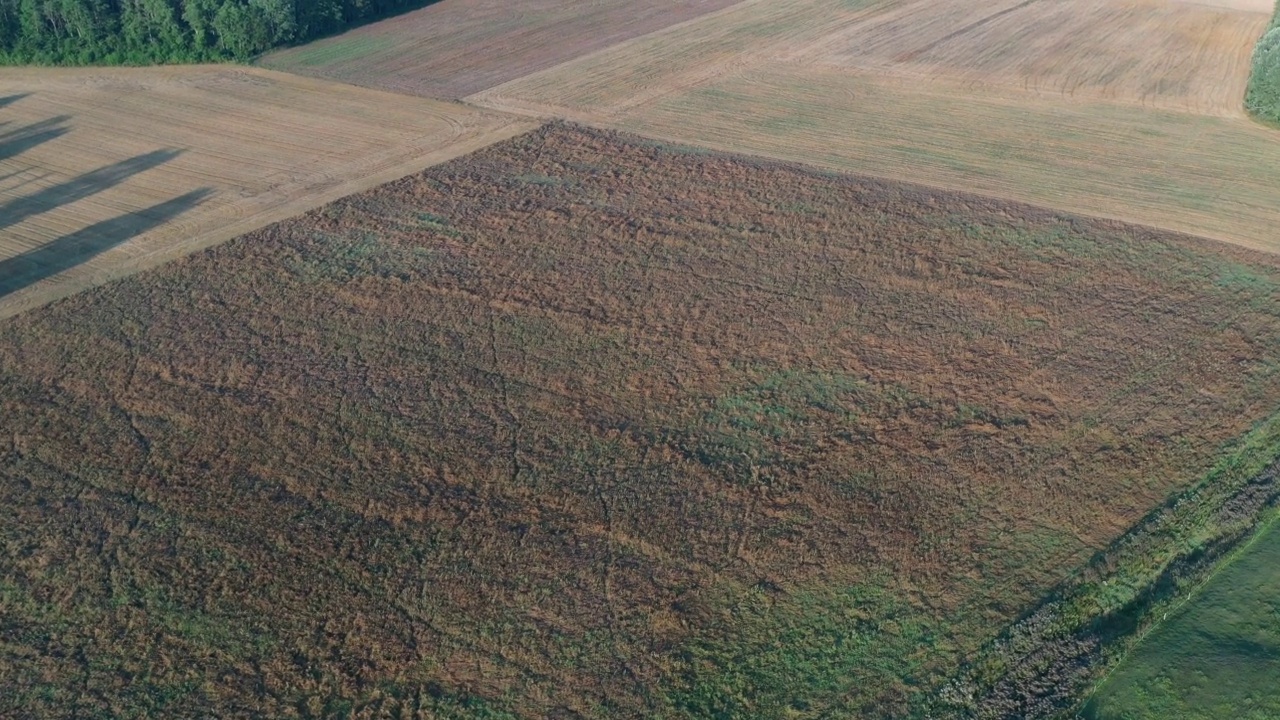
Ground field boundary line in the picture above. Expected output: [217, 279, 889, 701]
[1078, 505, 1280, 712]
[0, 106, 538, 320]
[462, 0, 762, 106]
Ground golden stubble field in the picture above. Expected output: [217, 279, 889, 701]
[468, 0, 1280, 252]
[0, 66, 534, 319]
[258, 0, 740, 100]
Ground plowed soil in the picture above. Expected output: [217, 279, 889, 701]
[0, 66, 533, 319]
[4, 124, 1280, 718]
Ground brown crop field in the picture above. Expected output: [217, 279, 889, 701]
[4, 124, 1280, 718]
[257, 0, 741, 100]
[468, 0, 1280, 253]
[0, 66, 533, 319]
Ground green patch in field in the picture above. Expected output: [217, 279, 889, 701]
[675, 369, 866, 479]
[691, 86, 753, 105]
[947, 217, 1111, 264]
[1215, 262, 1280, 294]
[416, 211, 461, 237]
[663, 580, 944, 718]
[287, 231, 433, 282]
[1083, 517, 1280, 720]
[280, 35, 395, 68]
[1134, 173, 1215, 211]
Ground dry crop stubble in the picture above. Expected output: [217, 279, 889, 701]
[465, 0, 884, 119]
[804, 0, 1270, 115]
[257, 0, 742, 100]
[0, 66, 534, 318]
[603, 67, 1280, 252]
[468, 0, 1280, 252]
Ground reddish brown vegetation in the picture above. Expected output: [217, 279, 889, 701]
[2, 125, 1280, 717]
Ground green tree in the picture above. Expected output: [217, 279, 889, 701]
[180, 0, 220, 51]
[212, 1, 270, 59]
[121, 0, 187, 60]
[0, 0, 436, 64]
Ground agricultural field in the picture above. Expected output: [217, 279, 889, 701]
[258, 0, 741, 100]
[4, 124, 1280, 717]
[0, 66, 533, 319]
[468, 0, 1280, 251]
[1083, 515, 1280, 720]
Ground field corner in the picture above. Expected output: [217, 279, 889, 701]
[928, 407, 1280, 719]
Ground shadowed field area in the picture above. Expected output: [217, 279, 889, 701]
[0, 189, 212, 298]
[0, 67, 533, 319]
[3, 125, 1280, 718]
[0, 149, 184, 232]
[0, 115, 69, 162]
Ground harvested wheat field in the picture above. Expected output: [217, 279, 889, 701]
[469, 0, 1280, 252]
[599, 68, 1280, 252]
[0, 66, 532, 319]
[258, 0, 741, 100]
[801, 0, 1271, 115]
[4, 124, 1280, 718]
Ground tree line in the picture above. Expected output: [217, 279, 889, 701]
[1246, 2, 1280, 125]
[0, 0, 432, 64]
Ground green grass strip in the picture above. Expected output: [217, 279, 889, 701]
[927, 406, 1280, 719]
[1081, 511, 1280, 719]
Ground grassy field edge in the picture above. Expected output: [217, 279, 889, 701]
[926, 407, 1280, 719]
[1079, 508, 1280, 718]
[1246, 0, 1280, 124]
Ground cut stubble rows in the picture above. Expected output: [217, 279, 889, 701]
[468, 0, 1280, 252]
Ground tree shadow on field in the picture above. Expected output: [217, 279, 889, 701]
[0, 188, 213, 299]
[0, 115, 71, 163]
[0, 148, 182, 230]
[0, 93, 31, 110]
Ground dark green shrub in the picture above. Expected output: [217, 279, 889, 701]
[1245, 5, 1280, 124]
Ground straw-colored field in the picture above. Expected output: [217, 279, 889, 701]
[804, 0, 1270, 115]
[258, 0, 739, 100]
[0, 66, 533, 318]
[469, 0, 1280, 252]
[590, 69, 1280, 251]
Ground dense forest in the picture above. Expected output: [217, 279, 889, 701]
[0, 0, 433, 64]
